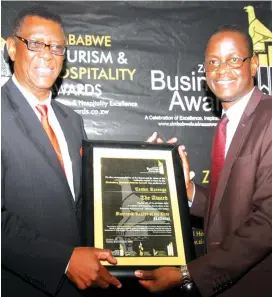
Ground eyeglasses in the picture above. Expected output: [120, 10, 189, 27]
[15, 35, 67, 56]
[204, 56, 252, 72]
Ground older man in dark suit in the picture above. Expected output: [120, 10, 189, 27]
[136, 26, 272, 297]
[1, 6, 121, 297]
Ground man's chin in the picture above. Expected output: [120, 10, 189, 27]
[212, 89, 238, 102]
[33, 79, 56, 90]
[218, 97, 238, 103]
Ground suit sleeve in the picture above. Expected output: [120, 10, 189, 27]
[190, 184, 209, 218]
[188, 118, 272, 297]
[1, 158, 75, 296]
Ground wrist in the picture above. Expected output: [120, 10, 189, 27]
[187, 181, 194, 202]
[180, 265, 193, 290]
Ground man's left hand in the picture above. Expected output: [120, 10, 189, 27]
[146, 132, 177, 144]
[135, 267, 181, 292]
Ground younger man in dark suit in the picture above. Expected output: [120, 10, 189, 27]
[136, 26, 272, 297]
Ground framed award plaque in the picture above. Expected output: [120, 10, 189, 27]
[81, 140, 195, 278]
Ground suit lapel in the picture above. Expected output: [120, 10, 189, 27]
[208, 88, 263, 229]
[5, 80, 68, 187]
[52, 101, 81, 202]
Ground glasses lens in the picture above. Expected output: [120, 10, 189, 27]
[28, 40, 44, 51]
[51, 45, 66, 56]
[204, 60, 220, 72]
[226, 58, 243, 69]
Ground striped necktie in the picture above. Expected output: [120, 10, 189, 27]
[36, 104, 65, 172]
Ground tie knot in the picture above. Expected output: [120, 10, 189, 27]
[219, 114, 228, 126]
[36, 104, 48, 117]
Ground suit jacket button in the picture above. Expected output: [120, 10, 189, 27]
[210, 241, 220, 245]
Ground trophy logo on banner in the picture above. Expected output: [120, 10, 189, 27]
[244, 5, 272, 94]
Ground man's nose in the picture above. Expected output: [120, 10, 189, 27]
[217, 61, 228, 73]
[38, 45, 53, 59]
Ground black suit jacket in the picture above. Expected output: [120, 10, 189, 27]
[1, 79, 87, 297]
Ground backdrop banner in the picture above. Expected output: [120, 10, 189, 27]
[1, 1, 271, 257]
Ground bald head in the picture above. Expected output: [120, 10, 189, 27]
[206, 26, 253, 57]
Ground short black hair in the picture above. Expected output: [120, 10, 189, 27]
[207, 24, 254, 56]
[12, 5, 65, 36]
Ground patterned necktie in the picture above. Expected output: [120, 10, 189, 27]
[36, 104, 65, 172]
[210, 114, 228, 210]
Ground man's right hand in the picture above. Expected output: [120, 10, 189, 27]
[146, 132, 177, 144]
[66, 247, 122, 290]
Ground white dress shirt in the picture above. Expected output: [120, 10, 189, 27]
[190, 87, 255, 206]
[12, 75, 75, 200]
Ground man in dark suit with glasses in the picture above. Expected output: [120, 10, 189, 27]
[2, 6, 121, 297]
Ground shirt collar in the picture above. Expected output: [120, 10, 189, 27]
[12, 74, 52, 108]
[222, 87, 255, 123]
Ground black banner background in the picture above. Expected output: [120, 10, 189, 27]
[1, 1, 271, 260]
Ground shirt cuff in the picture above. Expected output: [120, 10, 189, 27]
[188, 181, 195, 208]
[65, 261, 70, 274]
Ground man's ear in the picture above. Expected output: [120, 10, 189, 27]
[250, 55, 259, 77]
[6, 37, 16, 62]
